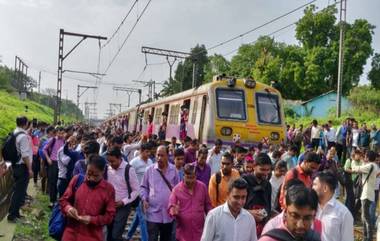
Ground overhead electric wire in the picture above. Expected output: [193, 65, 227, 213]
[102, 0, 153, 76]
[206, 0, 317, 52]
[101, 0, 139, 48]
[220, 0, 341, 57]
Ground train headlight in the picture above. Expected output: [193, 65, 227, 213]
[227, 78, 236, 88]
[244, 78, 256, 88]
[221, 127, 233, 136]
[270, 132, 280, 141]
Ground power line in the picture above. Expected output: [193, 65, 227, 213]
[221, 0, 341, 57]
[101, 0, 139, 48]
[206, 0, 317, 52]
[103, 0, 153, 76]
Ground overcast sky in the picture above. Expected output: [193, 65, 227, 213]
[0, 0, 379, 119]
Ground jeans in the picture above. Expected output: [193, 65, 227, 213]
[370, 190, 379, 226]
[126, 202, 148, 241]
[147, 221, 173, 241]
[48, 161, 58, 203]
[107, 204, 132, 241]
[57, 178, 69, 198]
[362, 199, 373, 241]
[8, 164, 29, 219]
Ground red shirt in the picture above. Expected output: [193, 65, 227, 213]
[279, 165, 312, 210]
[60, 175, 116, 241]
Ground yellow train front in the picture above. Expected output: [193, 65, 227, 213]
[202, 75, 286, 147]
[105, 75, 287, 147]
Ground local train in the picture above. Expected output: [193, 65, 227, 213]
[105, 75, 286, 146]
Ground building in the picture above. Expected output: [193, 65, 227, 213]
[286, 90, 351, 118]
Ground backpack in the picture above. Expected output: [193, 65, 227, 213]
[104, 163, 140, 208]
[48, 174, 84, 240]
[263, 228, 321, 241]
[1, 132, 24, 165]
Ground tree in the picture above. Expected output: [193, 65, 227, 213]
[368, 53, 380, 89]
[204, 54, 231, 82]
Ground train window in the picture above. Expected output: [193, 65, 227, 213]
[191, 99, 198, 124]
[154, 107, 162, 125]
[216, 89, 246, 120]
[169, 104, 180, 125]
[255, 92, 281, 124]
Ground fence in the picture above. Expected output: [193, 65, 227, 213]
[0, 164, 14, 220]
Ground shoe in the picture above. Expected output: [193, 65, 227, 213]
[7, 216, 25, 223]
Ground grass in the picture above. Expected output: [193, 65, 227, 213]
[13, 192, 54, 241]
[0, 90, 75, 139]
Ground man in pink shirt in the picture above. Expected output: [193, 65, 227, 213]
[169, 164, 212, 241]
[259, 185, 320, 241]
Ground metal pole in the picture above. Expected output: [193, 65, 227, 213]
[336, 0, 346, 118]
[128, 93, 131, 107]
[38, 71, 41, 93]
[55, 29, 64, 124]
[138, 89, 142, 104]
[192, 62, 196, 88]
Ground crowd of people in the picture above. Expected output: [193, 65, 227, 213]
[2, 116, 380, 241]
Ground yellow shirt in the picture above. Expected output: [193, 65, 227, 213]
[208, 169, 240, 207]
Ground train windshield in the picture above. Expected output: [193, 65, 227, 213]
[256, 92, 281, 124]
[216, 89, 246, 120]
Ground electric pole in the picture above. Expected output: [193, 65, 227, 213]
[54, 29, 107, 124]
[336, 0, 347, 118]
[141, 46, 198, 90]
[109, 103, 122, 115]
[84, 102, 97, 125]
[77, 85, 97, 120]
[38, 71, 41, 93]
[113, 86, 142, 107]
[14, 56, 29, 98]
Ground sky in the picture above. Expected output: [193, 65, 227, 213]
[0, 0, 379, 119]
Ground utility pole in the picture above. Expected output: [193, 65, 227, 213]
[141, 46, 198, 89]
[77, 85, 97, 120]
[84, 102, 97, 125]
[109, 103, 122, 115]
[38, 71, 41, 93]
[113, 86, 142, 107]
[133, 79, 165, 102]
[336, 0, 347, 118]
[14, 56, 29, 98]
[55, 29, 107, 124]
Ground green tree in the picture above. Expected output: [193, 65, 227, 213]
[204, 54, 230, 82]
[368, 53, 380, 89]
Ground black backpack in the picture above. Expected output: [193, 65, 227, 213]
[263, 228, 321, 241]
[104, 163, 140, 208]
[215, 171, 222, 203]
[1, 132, 24, 165]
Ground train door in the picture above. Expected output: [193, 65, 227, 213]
[198, 95, 207, 142]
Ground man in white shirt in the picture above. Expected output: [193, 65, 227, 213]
[123, 133, 142, 162]
[352, 150, 379, 241]
[311, 120, 322, 150]
[312, 172, 354, 241]
[201, 178, 257, 241]
[125, 143, 153, 241]
[7, 116, 33, 223]
[106, 147, 140, 241]
[207, 139, 223, 175]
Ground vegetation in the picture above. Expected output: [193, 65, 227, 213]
[368, 53, 380, 89]
[160, 5, 375, 102]
[13, 192, 54, 241]
[0, 90, 76, 139]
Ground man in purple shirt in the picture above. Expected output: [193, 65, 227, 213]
[43, 126, 65, 206]
[193, 147, 211, 188]
[184, 139, 198, 164]
[141, 145, 180, 241]
[169, 164, 212, 241]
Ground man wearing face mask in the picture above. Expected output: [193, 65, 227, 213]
[60, 154, 116, 241]
[201, 178, 257, 241]
[259, 185, 320, 241]
[279, 152, 321, 210]
[242, 153, 273, 237]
